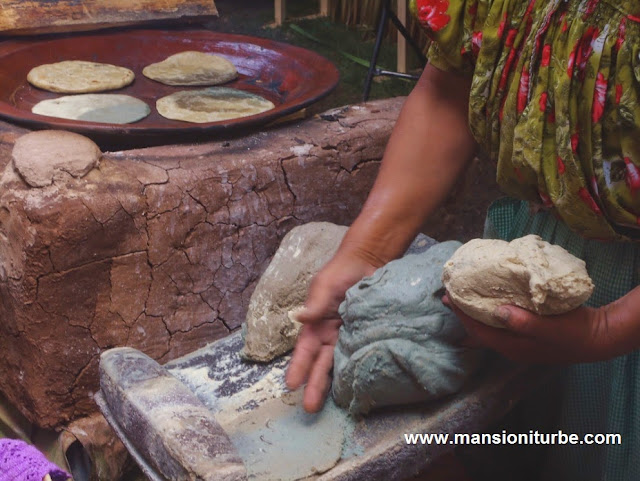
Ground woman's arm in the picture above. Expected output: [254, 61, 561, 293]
[340, 64, 477, 267]
[286, 65, 478, 412]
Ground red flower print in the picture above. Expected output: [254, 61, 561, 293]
[505, 28, 518, 47]
[583, 0, 600, 20]
[539, 92, 548, 112]
[568, 27, 599, 79]
[517, 69, 530, 114]
[416, 0, 451, 32]
[616, 18, 626, 51]
[592, 72, 607, 123]
[624, 157, 640, 195]
[571, 133, 579, 154]
[616, 84, 623, 104]
[541, 44, 552, 67]
[548, 110, 556, 123]
[539, 191, 553, 208]
[557, 156, 566, 174]
[468, 2, 478, 16]
[514, 167, 525, 183]
[578, 187, 602, 215]
[472, 31, 483, 56]
[498, 12, 508, 39]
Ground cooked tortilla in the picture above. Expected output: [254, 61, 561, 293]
[143, 51, 238, 86]
[27, 61, 135, 94]
[156, 87, 275, 123]
[32, 94, 151, 124]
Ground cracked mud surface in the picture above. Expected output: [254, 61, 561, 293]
[0, 98, 501, 428]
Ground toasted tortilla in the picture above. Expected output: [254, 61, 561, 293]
[28, 60, 135, 94]
[143, 51, 238, 86]
[156, 87, 275, 123]
[32, 94, 151, 124]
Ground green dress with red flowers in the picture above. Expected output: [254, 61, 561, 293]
[411, 0, 640, 479]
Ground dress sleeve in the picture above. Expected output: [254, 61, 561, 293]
[411, 0, 490, 75]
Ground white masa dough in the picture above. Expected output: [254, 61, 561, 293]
[442, 235, 594, 327]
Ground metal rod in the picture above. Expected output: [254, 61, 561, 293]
[363, 0, 390, 101]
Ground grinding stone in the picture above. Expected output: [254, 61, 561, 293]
[333, 236, 484, 415]
[99, 347, 247, 481]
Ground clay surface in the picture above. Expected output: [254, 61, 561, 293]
[333, 237, 484, 415]
[242, 222, 348, 362]
[12, 130, 101, 187]
[100, 347, 246, 481]
[442, 235, 594, 327]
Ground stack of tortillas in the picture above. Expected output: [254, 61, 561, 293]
[28, 60, 150, 124]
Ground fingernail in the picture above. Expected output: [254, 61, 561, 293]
[494, 307, 511, 325]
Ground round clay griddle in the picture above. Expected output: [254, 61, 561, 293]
[0, 29, 339, 145]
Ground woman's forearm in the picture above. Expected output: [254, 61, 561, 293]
[338, 65, 477, 266]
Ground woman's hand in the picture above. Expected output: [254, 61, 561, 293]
[285, 64, 477, 413]
[444, 288, 640, 364]
[285, 250, 378, 413]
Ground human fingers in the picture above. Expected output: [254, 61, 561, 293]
[302, 344, 335, 413]
[285, 326, 321, 390]
[295, 273, 340, 325]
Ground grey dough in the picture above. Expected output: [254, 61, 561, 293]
[442, 235, 594, 327]
[242, 222, 348, 362]
[333, 237, 484, 415]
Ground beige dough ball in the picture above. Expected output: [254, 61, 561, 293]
[442, 235, 594, 327]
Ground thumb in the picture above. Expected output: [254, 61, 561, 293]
[294, 276, 341, 324]
[494, 305, 548, 336]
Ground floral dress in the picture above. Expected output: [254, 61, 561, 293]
[411, 1, 640, 479]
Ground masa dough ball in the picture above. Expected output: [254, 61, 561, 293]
[442, 235, 594, 327]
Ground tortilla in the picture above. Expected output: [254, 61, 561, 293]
[32, 94, 151, 124]
[156, 87, 275, 123]
[27, 61, 135, 94]
[143, 51, 238, 86]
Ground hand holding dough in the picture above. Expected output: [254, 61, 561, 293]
[442, 235, 594, 327]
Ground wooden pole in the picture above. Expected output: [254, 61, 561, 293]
[320, 0, 329, 16]
[397, 0, 408, 73]
[275, 0, 286, 25]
